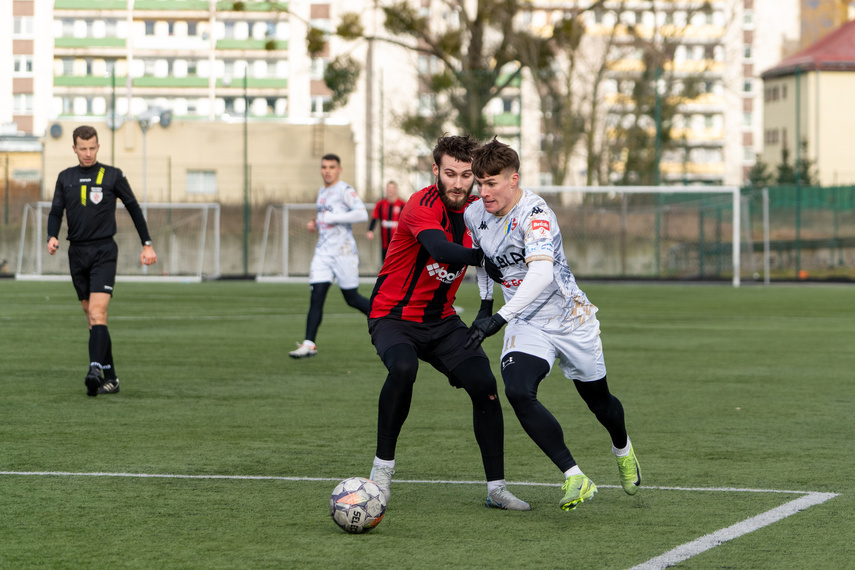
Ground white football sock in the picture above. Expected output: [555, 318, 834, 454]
[563, 465, 583, 478]
[613, 436, 632, 457]
[372, 457, 395, 469]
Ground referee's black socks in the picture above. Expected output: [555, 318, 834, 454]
[89, 325, 111, 371]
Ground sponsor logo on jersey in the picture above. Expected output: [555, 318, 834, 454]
[496, 250, 527, 269]
[426, 262, 462, 284]
[90, 188, 103, 205]
[504, 218, 517, 235]
[532, 219, 550, 232]
[79, 178, 92, 183]
[478, 220, 488, 230]
[531, 207, 543, 215]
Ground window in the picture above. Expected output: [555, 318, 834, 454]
[145, 21, 155, 35]
[13, 56, 34, 75]
[62, 19, 74, 37]
[743, 80, 753, 93]
[13, 94, 35, 114]
[186, 171, 217, 194]
[743, 112, 752, 127]
[62, 58, 74, 75]
[744, 44, 753, 59]
[167, 21, 175, 35]
[187, 60, 198, 75]
[188, 21, 198, 36]
[311, 95, 330, 115]
[14, 17, 35, 36]
[743, 10, 754, 26]
[106, 19, 117, 37]
[744, 147, 755, 161]
[224, 22, 236, 39]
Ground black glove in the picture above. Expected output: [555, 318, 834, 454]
[483, 256, 504, 283]
[475, 299, 493, 322]
[464, 313, 507, 350]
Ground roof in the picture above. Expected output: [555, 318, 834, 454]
[762, 19, 855, 79]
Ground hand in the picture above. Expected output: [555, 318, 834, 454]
[475, 299, 493, 322]
[141, 245, 157, 266]
[47, 237, 59, 255]
[464, 313, 506, 350]
[484, 257, 503, 283]
[366, 230, 375, 240]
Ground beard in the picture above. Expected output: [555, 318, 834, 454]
[436, 176, 473, 210]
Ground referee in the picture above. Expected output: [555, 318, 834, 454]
[47, 125, 157, 397]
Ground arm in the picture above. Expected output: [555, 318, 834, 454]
[497, 259, 553, 321]
[324, 208, 369, 224]
[417, 229, 483, 266]
[46, 177, 65, 255]
[114, 172, 157, 265]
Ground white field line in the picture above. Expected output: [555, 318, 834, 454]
[629, 491, 839, 570]
[0, 470, 838, 570]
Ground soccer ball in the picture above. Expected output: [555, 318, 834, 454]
[329, 476, 387, 534]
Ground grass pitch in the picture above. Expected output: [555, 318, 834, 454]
[0, 279, 851, 568]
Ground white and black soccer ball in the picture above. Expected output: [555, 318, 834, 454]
[329, 476, 387, 534]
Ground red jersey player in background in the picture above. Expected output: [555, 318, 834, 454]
[366, 135, 529, 512]
[366, 180, 406, 264]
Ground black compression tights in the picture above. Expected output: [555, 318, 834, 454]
[375, 344, 505, 481]
[305, 283, 370, 342]
[502, 352, 628, 473]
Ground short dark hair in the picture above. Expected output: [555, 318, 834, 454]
[322, 153, 341, 165]
[432, 134, 480, 167]
[471, 137, 519, 178]
[73, 125, 98, 146]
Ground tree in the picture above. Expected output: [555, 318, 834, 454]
[747, 156, 773, 188]
[777, 140, 817, 186]
[308, 0, 550, 143]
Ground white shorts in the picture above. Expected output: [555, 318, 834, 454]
[309, 252, 360, 289]
[500, 315, 606, 382]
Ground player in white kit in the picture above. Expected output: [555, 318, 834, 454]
[463, 138, 641, 511]
[290, 154, 371, 358]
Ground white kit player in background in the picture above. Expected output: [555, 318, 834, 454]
[463, 138, 642, 511]
[290, 153, 371, 359]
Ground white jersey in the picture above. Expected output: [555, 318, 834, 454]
[465, 188, 597, 334]
[315, 180, 365, 256]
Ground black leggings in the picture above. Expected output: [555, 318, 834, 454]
[305, 282, 369, 342]
[375, 344, 505, 481]
[502, 351, 628, 473]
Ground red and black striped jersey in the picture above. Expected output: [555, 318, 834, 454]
[369, 185, 479, 322]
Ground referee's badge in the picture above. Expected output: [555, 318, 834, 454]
[90, 188, 103, 205]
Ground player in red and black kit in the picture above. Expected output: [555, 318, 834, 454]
[366, 180, 405, 264]
[366, 135, 530, 511]
[47, 125, 157, 397]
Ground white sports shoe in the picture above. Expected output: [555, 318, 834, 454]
[289, 342, 317, 359]
[486, 485, 531, 511]
[369, 465, 394, 503]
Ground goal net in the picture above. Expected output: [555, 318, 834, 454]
[256, 203, 380, 282]
[257, 188, 750, 286]
[16, 202, 221, 282]
[529, 186, 746, 286]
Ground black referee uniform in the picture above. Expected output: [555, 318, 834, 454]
[48, 161, 152, 396]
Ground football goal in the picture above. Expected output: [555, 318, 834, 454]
[257, 188, 754, 286]
[16, 202, 221, 282]
[256, 203, 380, 282]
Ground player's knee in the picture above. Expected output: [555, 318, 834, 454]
[383, 347, 418, 385]
[501, 352, 548, 407]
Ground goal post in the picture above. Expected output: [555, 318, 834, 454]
[16, 202, 221, 282]
[528, 186, 744, 287]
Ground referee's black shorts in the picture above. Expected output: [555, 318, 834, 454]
[368, 315, 489, 378]
[68, 238, 118, 301]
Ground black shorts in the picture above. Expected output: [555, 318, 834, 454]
[68, 239, 118, 301]
[368, 315, 489, 376]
